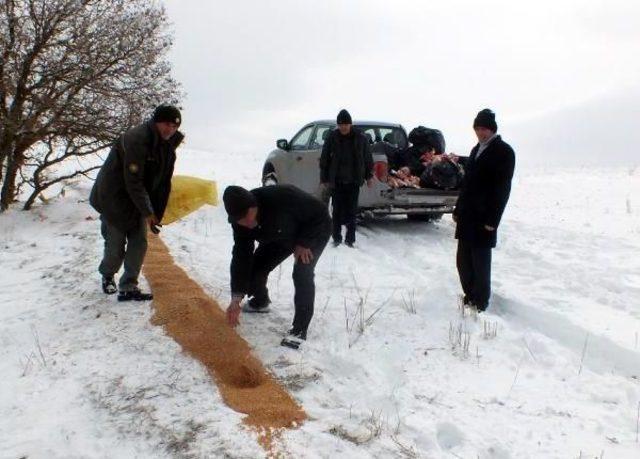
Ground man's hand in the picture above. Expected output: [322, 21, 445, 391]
[294, 245, 314, 264]
[147, 215, 162, 234]
[484, 224, 495, 231]
[366, 178, 374, 188]
[452, 214, 458, 223]
[227, 298, 242, 327]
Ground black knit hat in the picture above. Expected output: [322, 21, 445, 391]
[337, 109, 352, 125]
[152, 105, 182, 126]
[473, 109, 497, 132]
[223, 186, 257, 223]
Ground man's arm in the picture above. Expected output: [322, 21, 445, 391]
[121, 134, 154, 218]
[363, 139, 374, 181]
[154, 153, 176, 222]
[453, 146, 476, 222]
[230, 226, 255, 298]
[319, 135, 332, 183]
[226, 227, 255, 327]
[291, 192, 329, 249]
[155, 133, 183, 222]
[154, 177, 172, 223]
[485, 147, 515, 229]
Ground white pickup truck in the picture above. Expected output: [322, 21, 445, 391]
[261, 120, 462, 221]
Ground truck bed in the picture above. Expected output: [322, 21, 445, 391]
[358, 155, 466, 215]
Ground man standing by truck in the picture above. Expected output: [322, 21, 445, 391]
[320, 109, 373, 247]
[453, 109, 515, 311]
[90, 105, 183, 301]
[223, 184, 331, 349]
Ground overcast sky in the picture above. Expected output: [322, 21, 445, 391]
[162, 0, 639, 165]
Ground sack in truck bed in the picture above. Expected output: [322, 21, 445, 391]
[408, 126, 446, 154]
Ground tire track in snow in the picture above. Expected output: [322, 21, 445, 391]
[492, 295, 640, 378]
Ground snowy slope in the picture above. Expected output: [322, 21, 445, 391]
[1, 149, 639, 458]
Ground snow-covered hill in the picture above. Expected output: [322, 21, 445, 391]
[507, 89, 640, 167]
[1, 149, 639, 458]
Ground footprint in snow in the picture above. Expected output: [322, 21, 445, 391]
[436, 422, 466, 450]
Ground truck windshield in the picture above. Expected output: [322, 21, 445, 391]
[356, 126, 407, 149]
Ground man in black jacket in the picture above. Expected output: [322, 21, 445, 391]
[453, 109, 515, 311]
[320, 109, 373, 247]
[223, 184, 331, 348]
[90, 105, 183, 301]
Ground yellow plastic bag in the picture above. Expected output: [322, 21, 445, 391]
[161, 175, 218, 225]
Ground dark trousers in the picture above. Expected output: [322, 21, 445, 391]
[248, 234, 330, 337]
[98, 216, 148, 292]
[456, 240, 492, 309]
[331, 183, 360, 244]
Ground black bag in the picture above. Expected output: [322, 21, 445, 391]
[408, 126, 446, 154]
[419, 158, 463, 190]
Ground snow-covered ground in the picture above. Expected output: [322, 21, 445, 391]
[1, 149, 639, 458]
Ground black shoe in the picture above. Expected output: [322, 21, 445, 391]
[281, 330, 306, 350]
[345, 241, 355, 248]
[102, 276, 117, 295]
[117, 289, 153, 302]
[332, 239, 342, 247]
[287, 328, 307, 340]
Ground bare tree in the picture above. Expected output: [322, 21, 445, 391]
[20, 134, 104, 209]
[0, 0, 181, 211]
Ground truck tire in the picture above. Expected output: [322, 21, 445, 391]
[262, 164, 278, 186]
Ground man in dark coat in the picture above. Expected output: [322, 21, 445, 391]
[319, 109, 373, 247]
[453, 109, 515, 311]
[223, 184, 331, 349]
[90, 105, 183, 301]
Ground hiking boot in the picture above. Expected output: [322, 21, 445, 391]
[102, 276, 117, 295]
[281, 330, 306, 350]
[117, 289, 153, 302]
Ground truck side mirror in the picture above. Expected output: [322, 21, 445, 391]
[277, 139, 289, 151]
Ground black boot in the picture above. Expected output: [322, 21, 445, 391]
[102, 276, 117, 295]
[280, 329, 306, 349]
[117, 288, 153, 302]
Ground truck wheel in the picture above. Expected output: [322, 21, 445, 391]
[262, 164, 278, 186]
[263, 173, 278, 186]
[407, 213, 442, 222]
